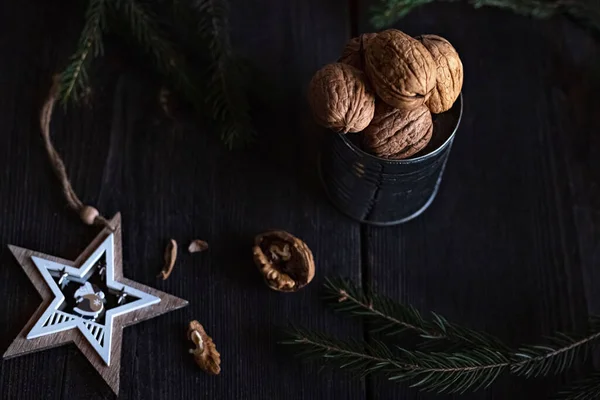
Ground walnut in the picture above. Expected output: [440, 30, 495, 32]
[416, 34, 463, 114]
[338, 33, 378, 70]
[363, 102, 433, 159]
[188, 320, 221, 375]
[365, 29, 437, 110]
[308, 63, 375, 133]
[253, 230, 315, 292]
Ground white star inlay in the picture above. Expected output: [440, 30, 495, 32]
[26, 234, 160, 366]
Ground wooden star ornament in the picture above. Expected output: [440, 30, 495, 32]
[2, 214, 188, 394]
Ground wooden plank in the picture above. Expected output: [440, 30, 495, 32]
[0, 1, 89, 398]
[549, 19, 600, 320]
[356, 3, 592, 399]
[0, 1, 364, 400]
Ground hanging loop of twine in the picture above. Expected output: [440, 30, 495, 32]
[40, 76, 113, 230]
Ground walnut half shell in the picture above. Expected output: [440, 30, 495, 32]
[253, 231, 315, 292]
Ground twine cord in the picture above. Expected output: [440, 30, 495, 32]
[39, 76, 113, 230]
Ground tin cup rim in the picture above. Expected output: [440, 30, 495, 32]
[337, 93, 463, 165]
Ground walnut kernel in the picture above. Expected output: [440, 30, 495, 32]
[253, 230, 315, 292]
[188, 320, 221, 375]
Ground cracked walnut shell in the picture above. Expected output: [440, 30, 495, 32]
[416, 34, 463, 114]
[363, 103, 433, 159]
[365, 29, 437, 110]
[339, 33, 378, 70]
[308, 63, 375, 133]
[253, 230, 315, 292]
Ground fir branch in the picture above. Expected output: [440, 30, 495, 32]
[59, 0, 107, 105]
[284, 279, 600, 395]
[370, 0, 600, 35]
[510, 329, 600, 377]
[113, 0, 193, 89]
[284, 327, 510, 393]
[283, 326, 407, 375]
[394, 348, 510, 393]
[553, 372, 600, 400]
[323, 277, 507, 350]
[188, 0, 255, 148]
[284, 323, 600, 394]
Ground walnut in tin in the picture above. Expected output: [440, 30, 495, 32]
[363, 102, 433, 159]
[365, 29, 437, 110]
[308, 63, 375, 133]
[416, 34, 463, 114]
[338, 33, 378, 70]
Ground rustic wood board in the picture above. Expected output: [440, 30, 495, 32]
[0, 0, 599, 399]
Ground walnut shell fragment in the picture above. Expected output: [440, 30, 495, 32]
[365, 29, 437, 110]
[158, 239, 177, 280]
[339, 33, 378, 69]
[363, 103, 433, 159]
[188, 239, 209, 253]
[253, 230, 315, 292]
[188, 320, 221, 375]
[308, 63, 375, 133]
[416, 34, 463, 114]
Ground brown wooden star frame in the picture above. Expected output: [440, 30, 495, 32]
[2, 213, 188, 394]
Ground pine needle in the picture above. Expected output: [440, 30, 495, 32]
[323, 277, 508, 350]
[187, 0, 255, 148]
[510, 327, 600, 378]
[553, 372, 600, 400]
[59, 0, 107, 105]
[113, 0, 194, 92]
[370, 0, 600, 35]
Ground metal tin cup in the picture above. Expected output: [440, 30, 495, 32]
[319, 94, 463, 226]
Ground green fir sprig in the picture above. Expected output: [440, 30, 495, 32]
[283, 278, 600, 397]
[59, 0, 107, 104]
[370, 0, 600, 36]
[554, 372, 600, 400]
[113, 0, 191, 86]
[58, 0, 254, 148]
[323, 277, 508, 351]
[187, 0, 255, 148]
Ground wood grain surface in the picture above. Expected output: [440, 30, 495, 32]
[0, 0, 598, 399]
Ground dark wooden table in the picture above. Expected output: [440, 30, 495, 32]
[1, 0, 600, 399]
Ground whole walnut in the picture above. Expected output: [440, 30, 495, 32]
[363, 102, 433, 159]
[365, 29, 437, 110]
[339, 33, 378, 70]
[416, 34, 463, 114]
[308, 63, 375, 133]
